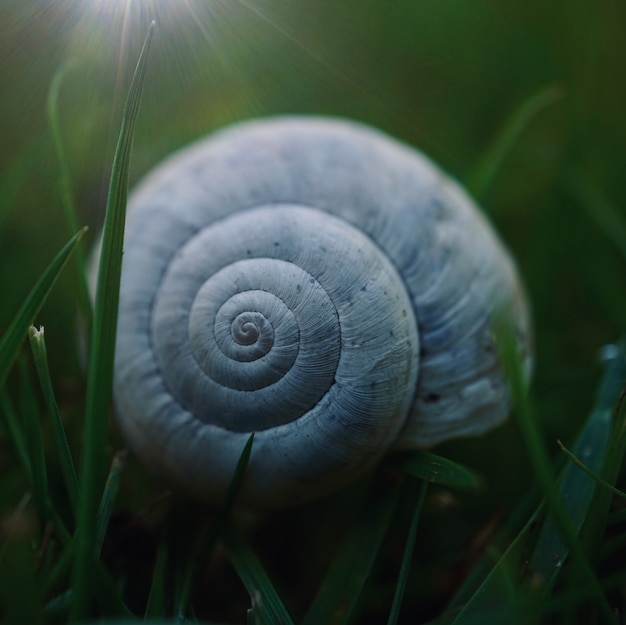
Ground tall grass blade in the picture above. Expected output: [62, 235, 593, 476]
[387, 479, 427, 625]
[18, 357, 50, 533]
[70, 21, 155, 622]
[144, 541, 168, 619]
[47, 62, 93, 329]
[45, 559, 135, 623]
[579, 342, 626, 566]
[90, 560, 135, 619]
[527, 348, 622, 589]
[505, 341, 613, 623]
[248, 600, 264, 625]
[443, 333, 623, 623]
[494, 321, 614, 619]
[0, 227, 87, 390]
[466, 84, 563, 201]
[176, 433, 254, 618]
[439, 490, 539, 620]
[15, 357, 72, 547]
[28, 325, 80, 518]
[557, 438, 626, 501]
[95, 450, 127, 556]
[44, 542, 75, 598]
[224, 526, 296, 625]
[302, 482, 402, 625]
[446, 506, 543, 623]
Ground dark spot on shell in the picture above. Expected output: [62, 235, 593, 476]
[360, 285, 367, 292]
[274, 242, 280, 247]
[425, 393, 440, 403]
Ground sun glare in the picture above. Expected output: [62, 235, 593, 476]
[60, 0, 231, 56]
[48, 0, 289, 138]
[14, 0, 378, 143]
[61, 0, 232, 92]
[81, 0, 193, 23]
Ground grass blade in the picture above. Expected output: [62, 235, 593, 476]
[302, 482, 402, 625]
[466, 84, 563, 201]
[90, 559, 135, 619]
[95, 450, 128, 556]
[495, 321, 614, 620]
[565, 175, 626, 262]
[387, 480, 428, 625]
[176, 433, 255, 618]
[44, 541, 75, 598]
[15, 357, 72, 547]
[442, 332, 622, 624]
[527, 349, 621, 589]
[70, 21, 155, 622]
[47, 61, 93, 329]
[439, 490, 540, 621]
[224, 526, 296, 625]
[18, 357, 50, 533]
[28, 325, 80, 518]
[446, 507, 544, 623]
[0, 227, 87, 390]
[144, 541, 168, 619]
[44, 558, 135, 623]
[402, 451, 483, 492]
[557, 438, 626, 501]
[579, 342, 626, 566]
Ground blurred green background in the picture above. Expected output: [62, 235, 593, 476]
[0, 0, 625, 618]
[3, 0, 624, 426]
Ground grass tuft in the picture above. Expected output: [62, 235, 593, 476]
[69, 21, 155, 621]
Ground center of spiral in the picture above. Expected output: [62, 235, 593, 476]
[231, 312, 274, 350]
[185, 257, 338, 404]
[234, 321, 258, 345]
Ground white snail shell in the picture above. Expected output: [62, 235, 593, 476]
[111, 116, 531, 508]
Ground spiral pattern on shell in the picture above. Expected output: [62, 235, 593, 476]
[112, 116, 531, 508]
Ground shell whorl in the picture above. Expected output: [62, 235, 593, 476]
[113, 116, 531, 508]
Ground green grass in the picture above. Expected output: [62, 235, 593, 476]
[1, 2, 626, 624]
[70, 21, 154, 621]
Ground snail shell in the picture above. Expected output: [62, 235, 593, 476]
[111, 116, 530, 508]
